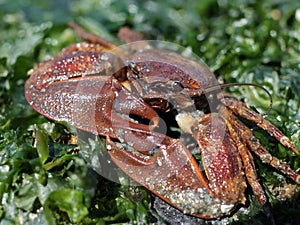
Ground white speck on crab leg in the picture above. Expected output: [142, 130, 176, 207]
[260, 153, 272, 163]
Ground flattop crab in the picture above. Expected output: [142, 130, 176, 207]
[24, 23, 300, 219]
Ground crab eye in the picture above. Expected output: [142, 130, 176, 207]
[128, 61, 140, 77]
[172, 81, 184, 92]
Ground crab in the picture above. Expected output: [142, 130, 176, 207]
[24, 23, 300, 219]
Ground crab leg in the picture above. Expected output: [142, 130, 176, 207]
[220, 107, 268, 205]
[224, 108, 300, 184]
[69, 22, 117, 50]
[220, 96, 300, 156]
[219, 99, 300, 184]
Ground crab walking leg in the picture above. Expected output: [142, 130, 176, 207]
[220, 96, 300, 156]
[220, 108, 267, 205]
[224, 108, 300, 184]
[69, 22, 117, 50]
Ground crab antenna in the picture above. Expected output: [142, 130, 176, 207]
[203, 83, 273, 116]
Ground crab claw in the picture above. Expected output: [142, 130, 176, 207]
[95, 77, 159, 140]
[178, 113, 247, 204]
[105, 116, 244, 219]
